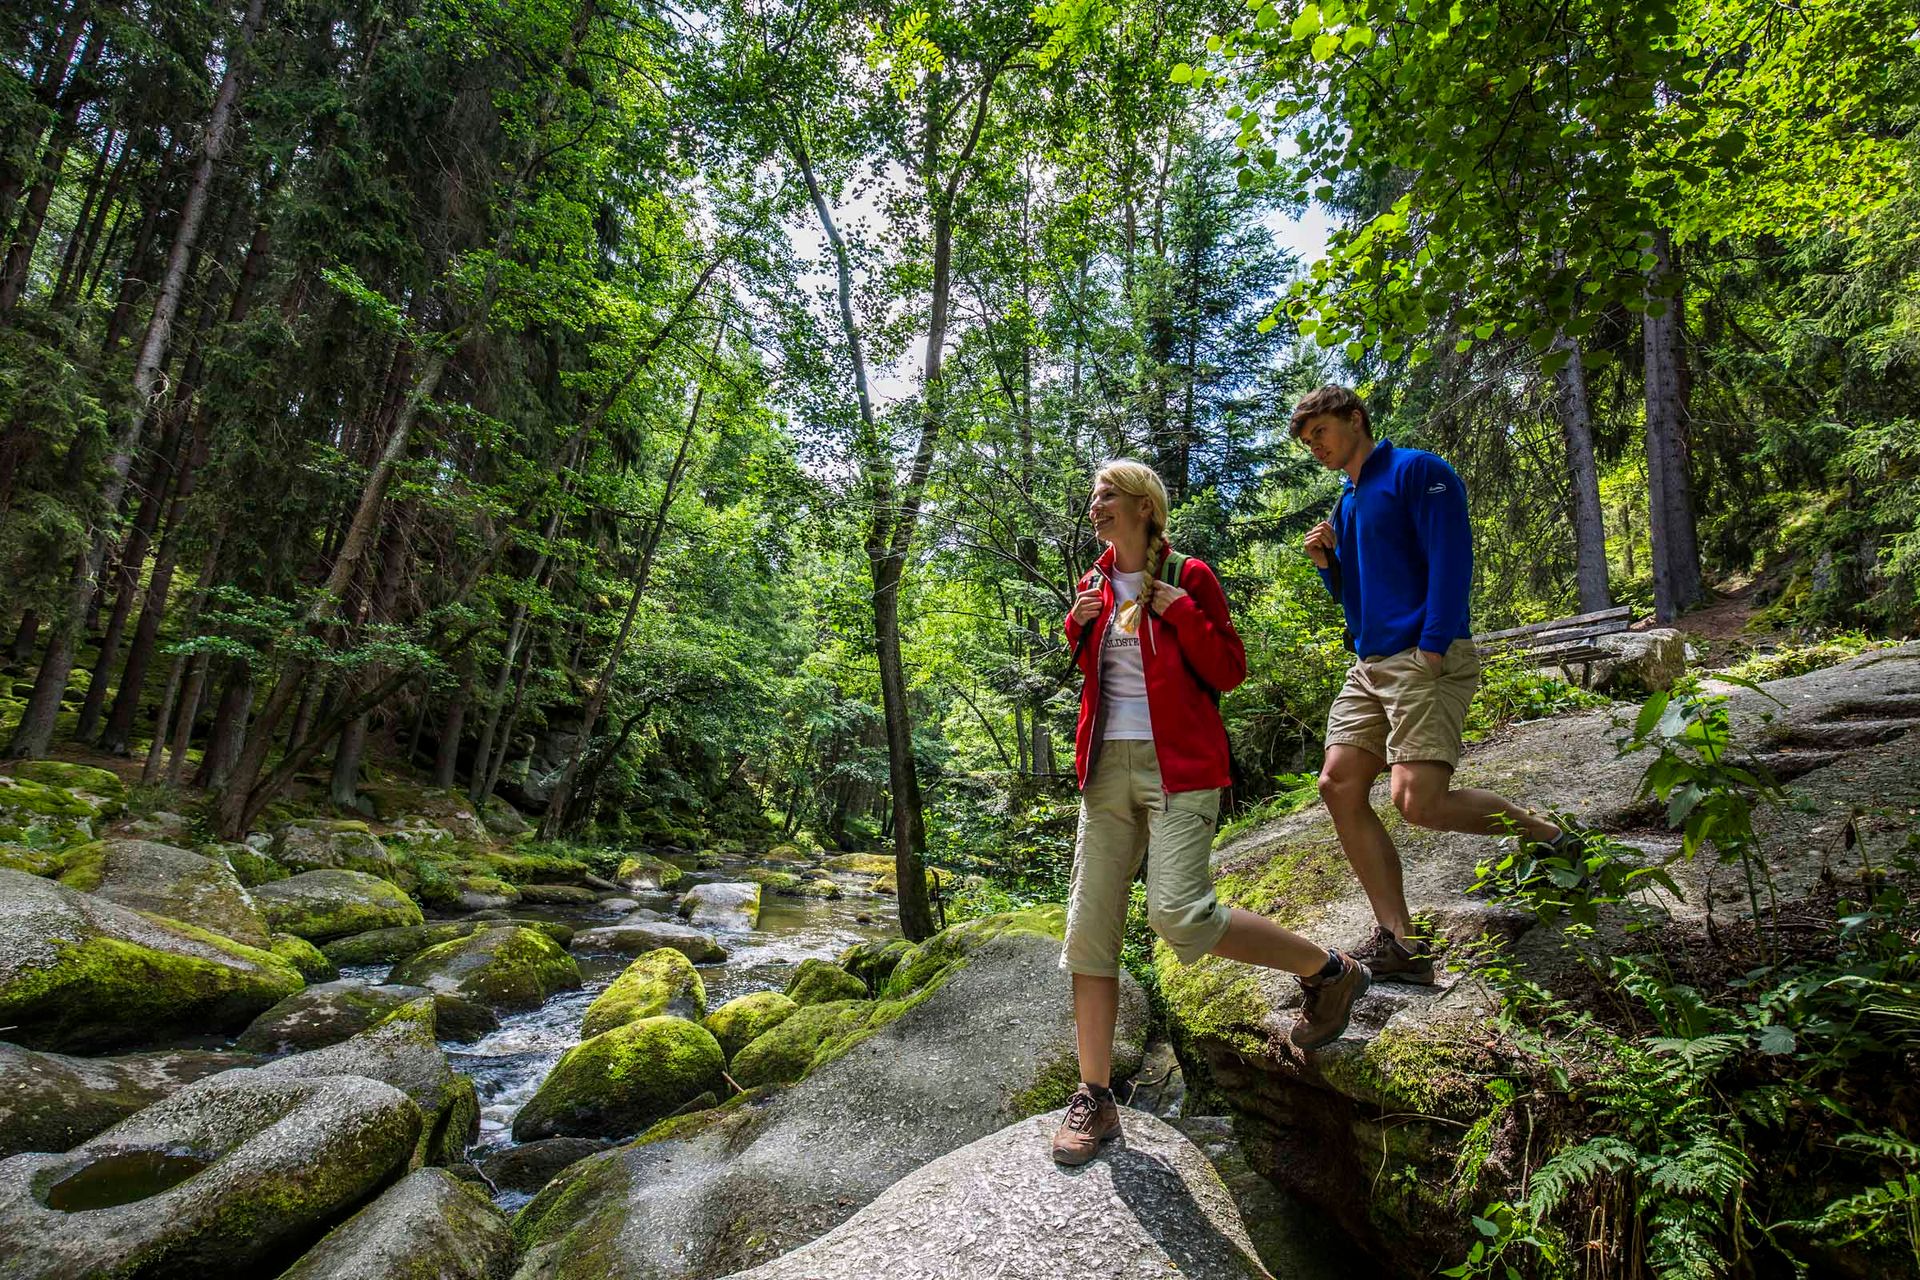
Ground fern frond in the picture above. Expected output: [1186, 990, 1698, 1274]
[1529, 1136, 1637, 1216]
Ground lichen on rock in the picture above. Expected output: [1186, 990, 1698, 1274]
[388, 923, 581, 1012]
[250, 868, 424, 941]
[702, 990, 798, 1063]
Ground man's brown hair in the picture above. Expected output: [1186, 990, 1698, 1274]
[1289, 385, 1372, 439]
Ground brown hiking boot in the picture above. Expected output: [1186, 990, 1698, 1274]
[1050, 1084, 1121, 1166]
[1289, 952, 1371, 1051]
[1354, 925, 1436, 985]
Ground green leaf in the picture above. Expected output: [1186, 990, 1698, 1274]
[1291, 4, 1321, 39]
[1255, 3, 1279, 29]
[1311, 31, 1339, 60]
[1342, 23, 1373, 51]
[1345, 339, 1366, 363]
[1634, 691, 1671, 739]
[1756, 1023, 1796, 1056]
[1473, 1215, 1501, 1238]
[1169, 63, 1193, 83]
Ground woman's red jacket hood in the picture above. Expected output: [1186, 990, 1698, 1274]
[1064, 545, 1247, 793]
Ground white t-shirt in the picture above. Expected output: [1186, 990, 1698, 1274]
[1101, 570, 1153, 740]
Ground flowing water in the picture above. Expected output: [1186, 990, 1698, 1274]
[339, 851, 899, 1210]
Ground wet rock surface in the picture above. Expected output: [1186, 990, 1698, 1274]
[251, 868, 425, 941]
[573, 919, 728, 962]
[391, 925, 583, 1012]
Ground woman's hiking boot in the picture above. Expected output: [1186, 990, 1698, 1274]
[1354, 925, 1436, 985]
[1050, 1084, 1121, 1165]
[1289, 951, 1371, 1050]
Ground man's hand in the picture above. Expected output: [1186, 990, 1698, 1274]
[1420, 648, 1444, 673]
[1304, 520, 1336, 568]
[1147, 579, 1188, 616]
[1071, 586, 1104, 624]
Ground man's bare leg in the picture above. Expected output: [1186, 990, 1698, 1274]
[1389, 761, 1560, 842]
[1318, 744, 1414, 939]
[1071, 972, 1119, 1088]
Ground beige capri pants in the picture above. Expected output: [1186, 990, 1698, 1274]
[1061, 739, 1233, 976]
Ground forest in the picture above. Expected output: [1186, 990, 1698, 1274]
[0, 0, 1916, 1276]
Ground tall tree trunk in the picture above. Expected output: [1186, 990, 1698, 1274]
[0, 33, 102, 312]
[1551, 334, 1611, 612]
[52, 128, 116, 306]
[1643, 228, 1703, 623]
[6, 0, 264, 759]
[479, 631, 539, 805]
[539, 363, 709, 838]
[194, 664, 253, 792]
[141, 527, 222, 782]
[433, 673, 470, 789]
[76, 422, 174, 740]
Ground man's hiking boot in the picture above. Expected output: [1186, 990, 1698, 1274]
[1354, 925, 1436, 986]
[1051, 1084, 1121, 1166]
[1289, 951, 1371, 1051]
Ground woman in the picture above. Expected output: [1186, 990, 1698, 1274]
[1051, 459, 1370, 1167]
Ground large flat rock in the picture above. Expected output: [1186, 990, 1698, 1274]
[722, 1109, 1271, 1280]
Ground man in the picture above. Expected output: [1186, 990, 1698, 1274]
[1294, 385, 1579, 984]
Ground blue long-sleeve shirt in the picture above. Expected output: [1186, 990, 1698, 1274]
[1315, 439, 1474, 659]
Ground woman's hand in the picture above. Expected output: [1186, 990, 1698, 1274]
[1071, 586, 1104, 624]
[1147, 580, 1188, 616]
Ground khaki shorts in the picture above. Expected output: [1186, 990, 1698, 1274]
[1061, 739, 1233, 976]
[1325, 638, 1481, 768]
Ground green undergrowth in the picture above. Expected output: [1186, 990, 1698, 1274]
[1720, 630, 1890, 684]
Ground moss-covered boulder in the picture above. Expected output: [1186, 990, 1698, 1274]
[236, 979, 444, 1054]
[702, 990, 798, 1063]
[0, 842, 67, 877]
[360, 782, 491, 841]
[870, 863, 948, 897]
[518, 882, 599, 906]
[615, 851, 683, 891]
[456, 873, 520, 911]
[512, 1015, 725, 1141]
[320, 917, 571, 966]
[509, 912, 1148, 1280]
[214, 840, 286, 887]
[784, 958, 867, 1008]
[677, 880, 761, 932]
[823, 852, 893, 876]
[763, 843, 807, 862]
[742, 868, 801, 891]
[275, 1167, 514, 1280]
[730, 998, 874, 1089]
[582, 948, 707, 1038]
[0, 868, 305, 1052]
[0, 1041, 253, 1158]
[11, 761, 125, 816]
[262, 998, 479, 1169]
[789, 877, 842, 899]
[57, 838, 271, 948]
[389, 924, 581, 1012]
[251, 868, 424, 942]
[572, 920, 728, 962]
[837, 938, 915, 993]
[0, 774, 100, 856]
[479, 794, 530, 837]
[0, 1069, 420, 1279]
[269, 931, 338, 982]
[270, 819, 396, 879]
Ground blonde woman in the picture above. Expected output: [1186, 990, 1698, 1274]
[1051, 459, 1369, 1166]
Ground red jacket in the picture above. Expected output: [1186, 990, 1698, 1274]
[1065, 545, 1247, 793]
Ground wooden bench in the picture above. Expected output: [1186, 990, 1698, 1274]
[1473, 605, 1635, 688]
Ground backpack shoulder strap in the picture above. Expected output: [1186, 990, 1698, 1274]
[1158, 551, 1187, 586]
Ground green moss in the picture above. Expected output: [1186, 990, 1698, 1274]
[1008, 1049, 1082, 1118]
[0, 775, 100, 855]
[1209, 831, 1349, 925]
[513, 1016, 725, 1141]
[763, 844, 805, 862]
[582, 949, 706, 1038]
[741, 869, 801, 891]
[823, 852, 894, 876]
[1316, 1024, 1501, 1120]
[320, 919, 571, 966]
[1154, 946, 1271, 1059]
[217, 844, 287, 888]
[389, 925, 580, 1011]
[252, 870, 424, 942]
[12, 761, 126, 810]
[881, 904, 1066, 1000]
[52, 839, 106, 891]
[835, 937, 915, 991]
[0, 915, 304, 1051]
[729, 999, 873, 1089]
[270, 932, 339, 982]
[783, 958, 867, 1007]
[631, 1086, 766, 1147]
[456, 874, 520, 903]
[609, 851, 678, 889]
[0, 841, 66, 876]
[702, 991, 798, 1062]
[512, 1145, 632, 1264]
